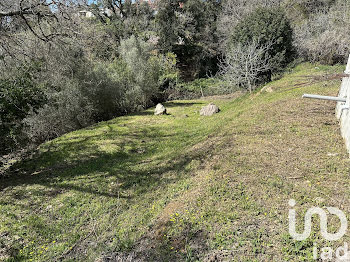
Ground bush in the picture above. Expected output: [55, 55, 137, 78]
[229, 7, 294, 76]
[24, 81, 95, 143]
[119, 35, 163, 110]
[22, 36, 179, 144]
[0, 63, 47, 153]
[218, 0, 281, 49]
[293, 0, 350, 64]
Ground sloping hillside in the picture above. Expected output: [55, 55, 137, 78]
[1, 63, 350, 261]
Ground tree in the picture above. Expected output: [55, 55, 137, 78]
[98, 0, 129, 18]
[155, 0, 182, 52]
[0, 0, 86, 42]
[0, 0, 91, 67]
[156, 0, 222, 79]
[0, 62, 47, 153]
[228, 7, 294, 77]
[218, 0, 283, 49]
[220, 40, 271, 93]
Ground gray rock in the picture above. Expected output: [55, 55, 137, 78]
[200, 103, 220, 116]
[154, 103, 166, 115]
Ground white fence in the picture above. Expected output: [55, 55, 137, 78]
[336, 55, 350, 153]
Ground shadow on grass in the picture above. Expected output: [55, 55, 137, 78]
[0, 121, 206, 201]
[0, 108, 213, 261]
[128, 111, 155, 116]
[164, 102, 203, 108]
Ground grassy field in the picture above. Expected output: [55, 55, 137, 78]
[1, 63, 350, 261]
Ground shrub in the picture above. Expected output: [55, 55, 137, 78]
[24, 81, 95, 143]
[23, 36, 179, 144]
[229, 7, 294, 76]
[293, 0, 350, 64]
[0, 63, 46, 153]
[218, 0, 281, 49]
[119, 35, 163, 110]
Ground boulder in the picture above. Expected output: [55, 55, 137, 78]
[154, 103, 167, 115]
[200, 103, 220, 116]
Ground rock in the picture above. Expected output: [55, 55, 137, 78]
[154, 103, 166, 115]
[200, 103, 220, 116]
[261, 85, 274, 93]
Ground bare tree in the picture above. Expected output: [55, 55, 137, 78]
[0, 0, 92, 66]
[220, 40, 272, 93]
[0, 0, 88, 41]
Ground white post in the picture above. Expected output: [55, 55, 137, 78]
[345, 54, 350, 74]
[340, 55, 350, 154]
[302, 94, 347, 102]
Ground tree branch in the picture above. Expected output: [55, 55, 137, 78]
[0, 10, 32, 18]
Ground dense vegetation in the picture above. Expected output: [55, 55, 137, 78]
[1, 0, 349, 153]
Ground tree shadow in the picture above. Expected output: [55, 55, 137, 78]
[164, 102, 203, 108]
[0, 120, 207, 200]
[0, 106, 215, 261]
[128, 111, 154, 116]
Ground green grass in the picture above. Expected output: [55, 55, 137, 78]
[1, 63, 350, 261]
[179, 78, 235, 97]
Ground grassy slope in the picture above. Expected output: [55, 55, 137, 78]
[1, 63, 350, 261]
